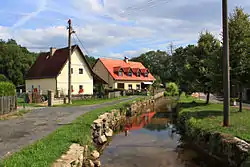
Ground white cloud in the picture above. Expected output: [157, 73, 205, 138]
[1, 0, 250, 58]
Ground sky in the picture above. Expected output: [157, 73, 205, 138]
[0, 0, 250, 59]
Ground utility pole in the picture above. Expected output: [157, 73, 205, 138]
[222, 0, 230, 126]
[67, 19, 75, 104]
[170, 42, 174, 55]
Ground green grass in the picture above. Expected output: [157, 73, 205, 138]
[54, 96, 131, 107]
[2, 97, 144, 167]
[179, 95, 250, 142]
[17, 98, 44, 107]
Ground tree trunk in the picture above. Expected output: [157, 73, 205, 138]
[206, 92, 210, 104]
[239, 84, 243, 112]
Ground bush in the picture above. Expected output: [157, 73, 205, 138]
[0, 74, 9, 82]
[165, 82, 179, 96]
[0, 82, 16, 96]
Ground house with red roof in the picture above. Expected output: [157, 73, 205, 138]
[92, 57, 155, 90]
[25, 45, 103, 96]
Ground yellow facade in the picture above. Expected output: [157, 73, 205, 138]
[25, 78, 56, 94]
[26, 49, 93, 96]
[93, 60, 146, 90]
[57, 49, 93, 95]
[114, 81, 142, 90]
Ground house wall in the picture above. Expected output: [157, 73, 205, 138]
[114, 80, 142, 90]
[57, 49, 93, 95]
[93, 60, 115, 88]
[25, 78, 56, 95]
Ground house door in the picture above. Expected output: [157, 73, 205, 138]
[117, 83, 125, 89]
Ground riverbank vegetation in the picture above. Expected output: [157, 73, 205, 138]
[178, 95, 250, 142]
[1, 97, 144, 167]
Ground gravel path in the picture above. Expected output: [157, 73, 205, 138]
[0, 96, 137, 159]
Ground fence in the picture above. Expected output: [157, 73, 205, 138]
[0, 96, 17, 115]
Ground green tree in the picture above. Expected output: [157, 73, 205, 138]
[229, 7, 250, 112]
[131, 50, 172, 83]
[0, 74, 9, 82]
[165, 82, 179, 96]
[0, 39, 37, 86]
[196, 31, 221, 104]
[85, 55, 96, 68]
[152, 75, 162, 89]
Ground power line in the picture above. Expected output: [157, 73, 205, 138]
[73, 32, 91, 56]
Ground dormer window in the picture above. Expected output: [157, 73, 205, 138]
[118, 70, 123, 76]
[137, 71, 141, 77]
[128, 70, 132, 77]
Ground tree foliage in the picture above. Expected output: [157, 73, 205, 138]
[131, 7, 250, 106]
[0, 82, 16, 96]
[0, 39, 37, 86]
[165, 82, 179, 96]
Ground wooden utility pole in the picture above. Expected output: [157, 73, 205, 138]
[222, 0, 230, 126]
[67, 19, 74, 104]
[170, 42, 174, 55]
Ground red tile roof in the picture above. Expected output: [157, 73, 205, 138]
[99, 58, 155, 81]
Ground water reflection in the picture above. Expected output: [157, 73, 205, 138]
[100, 98, 225, 167]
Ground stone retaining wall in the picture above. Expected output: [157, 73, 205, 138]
[52, 97, 156, 167]
[178, 114, 250, 167]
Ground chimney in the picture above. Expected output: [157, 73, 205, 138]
[124, 57, 129, 63]
[50, 47, 57, 57]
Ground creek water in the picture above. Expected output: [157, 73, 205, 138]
[100, 97, 226, 167]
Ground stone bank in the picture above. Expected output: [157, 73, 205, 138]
[52, 97, 159, 167]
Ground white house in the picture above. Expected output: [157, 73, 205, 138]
[25, 45, 99, 96]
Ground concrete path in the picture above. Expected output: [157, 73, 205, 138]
[0, 96, 137, 159]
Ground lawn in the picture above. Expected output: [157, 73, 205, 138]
[1, 97, 144, 167]
[179, 95, 250, 142]
[17, 97, 44, 107]
[55, 96, 131, 107]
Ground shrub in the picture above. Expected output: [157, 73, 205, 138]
[165, 82, 179, 96]
[0, 74, 9, 82]
[0, 82, 16, 96]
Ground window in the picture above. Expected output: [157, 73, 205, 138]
[71, 85, 74, 92]
[136, 84, 140, 90]
[117, 83, 125, 89]
[79, 85, 84, 94]
[118, 70, 123, 76]
[137, 71, 141, 77]
[144, 72, 148, 77]
[79, 68, 83, 74]
[71, 68, 73, 74]
[128, 84, 132, 90]
[128, 71, 132, 77]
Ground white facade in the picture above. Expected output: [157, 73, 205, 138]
[25, 49, 93, 96]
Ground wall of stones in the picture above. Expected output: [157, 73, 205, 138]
[178, 115, 250, 167]
[52, 97, 158, 167]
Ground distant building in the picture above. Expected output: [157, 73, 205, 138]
[93, 57, 155, 90]
[25, 45, 102, 96]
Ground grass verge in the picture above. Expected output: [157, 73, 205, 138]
[178, 95, 250, 142]
[55, 96, 130, 107]
[0, 110, 31, 120]
[1, 97, 145, 167]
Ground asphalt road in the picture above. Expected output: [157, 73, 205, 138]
[0, 96, 137, 159]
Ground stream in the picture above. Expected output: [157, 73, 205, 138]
[100, 97, 226, 167]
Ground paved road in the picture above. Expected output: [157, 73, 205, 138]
[198, 93, 250, 109]
[0, 96, 137, 159]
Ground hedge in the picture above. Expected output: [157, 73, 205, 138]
[0, 82, 16, 96]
